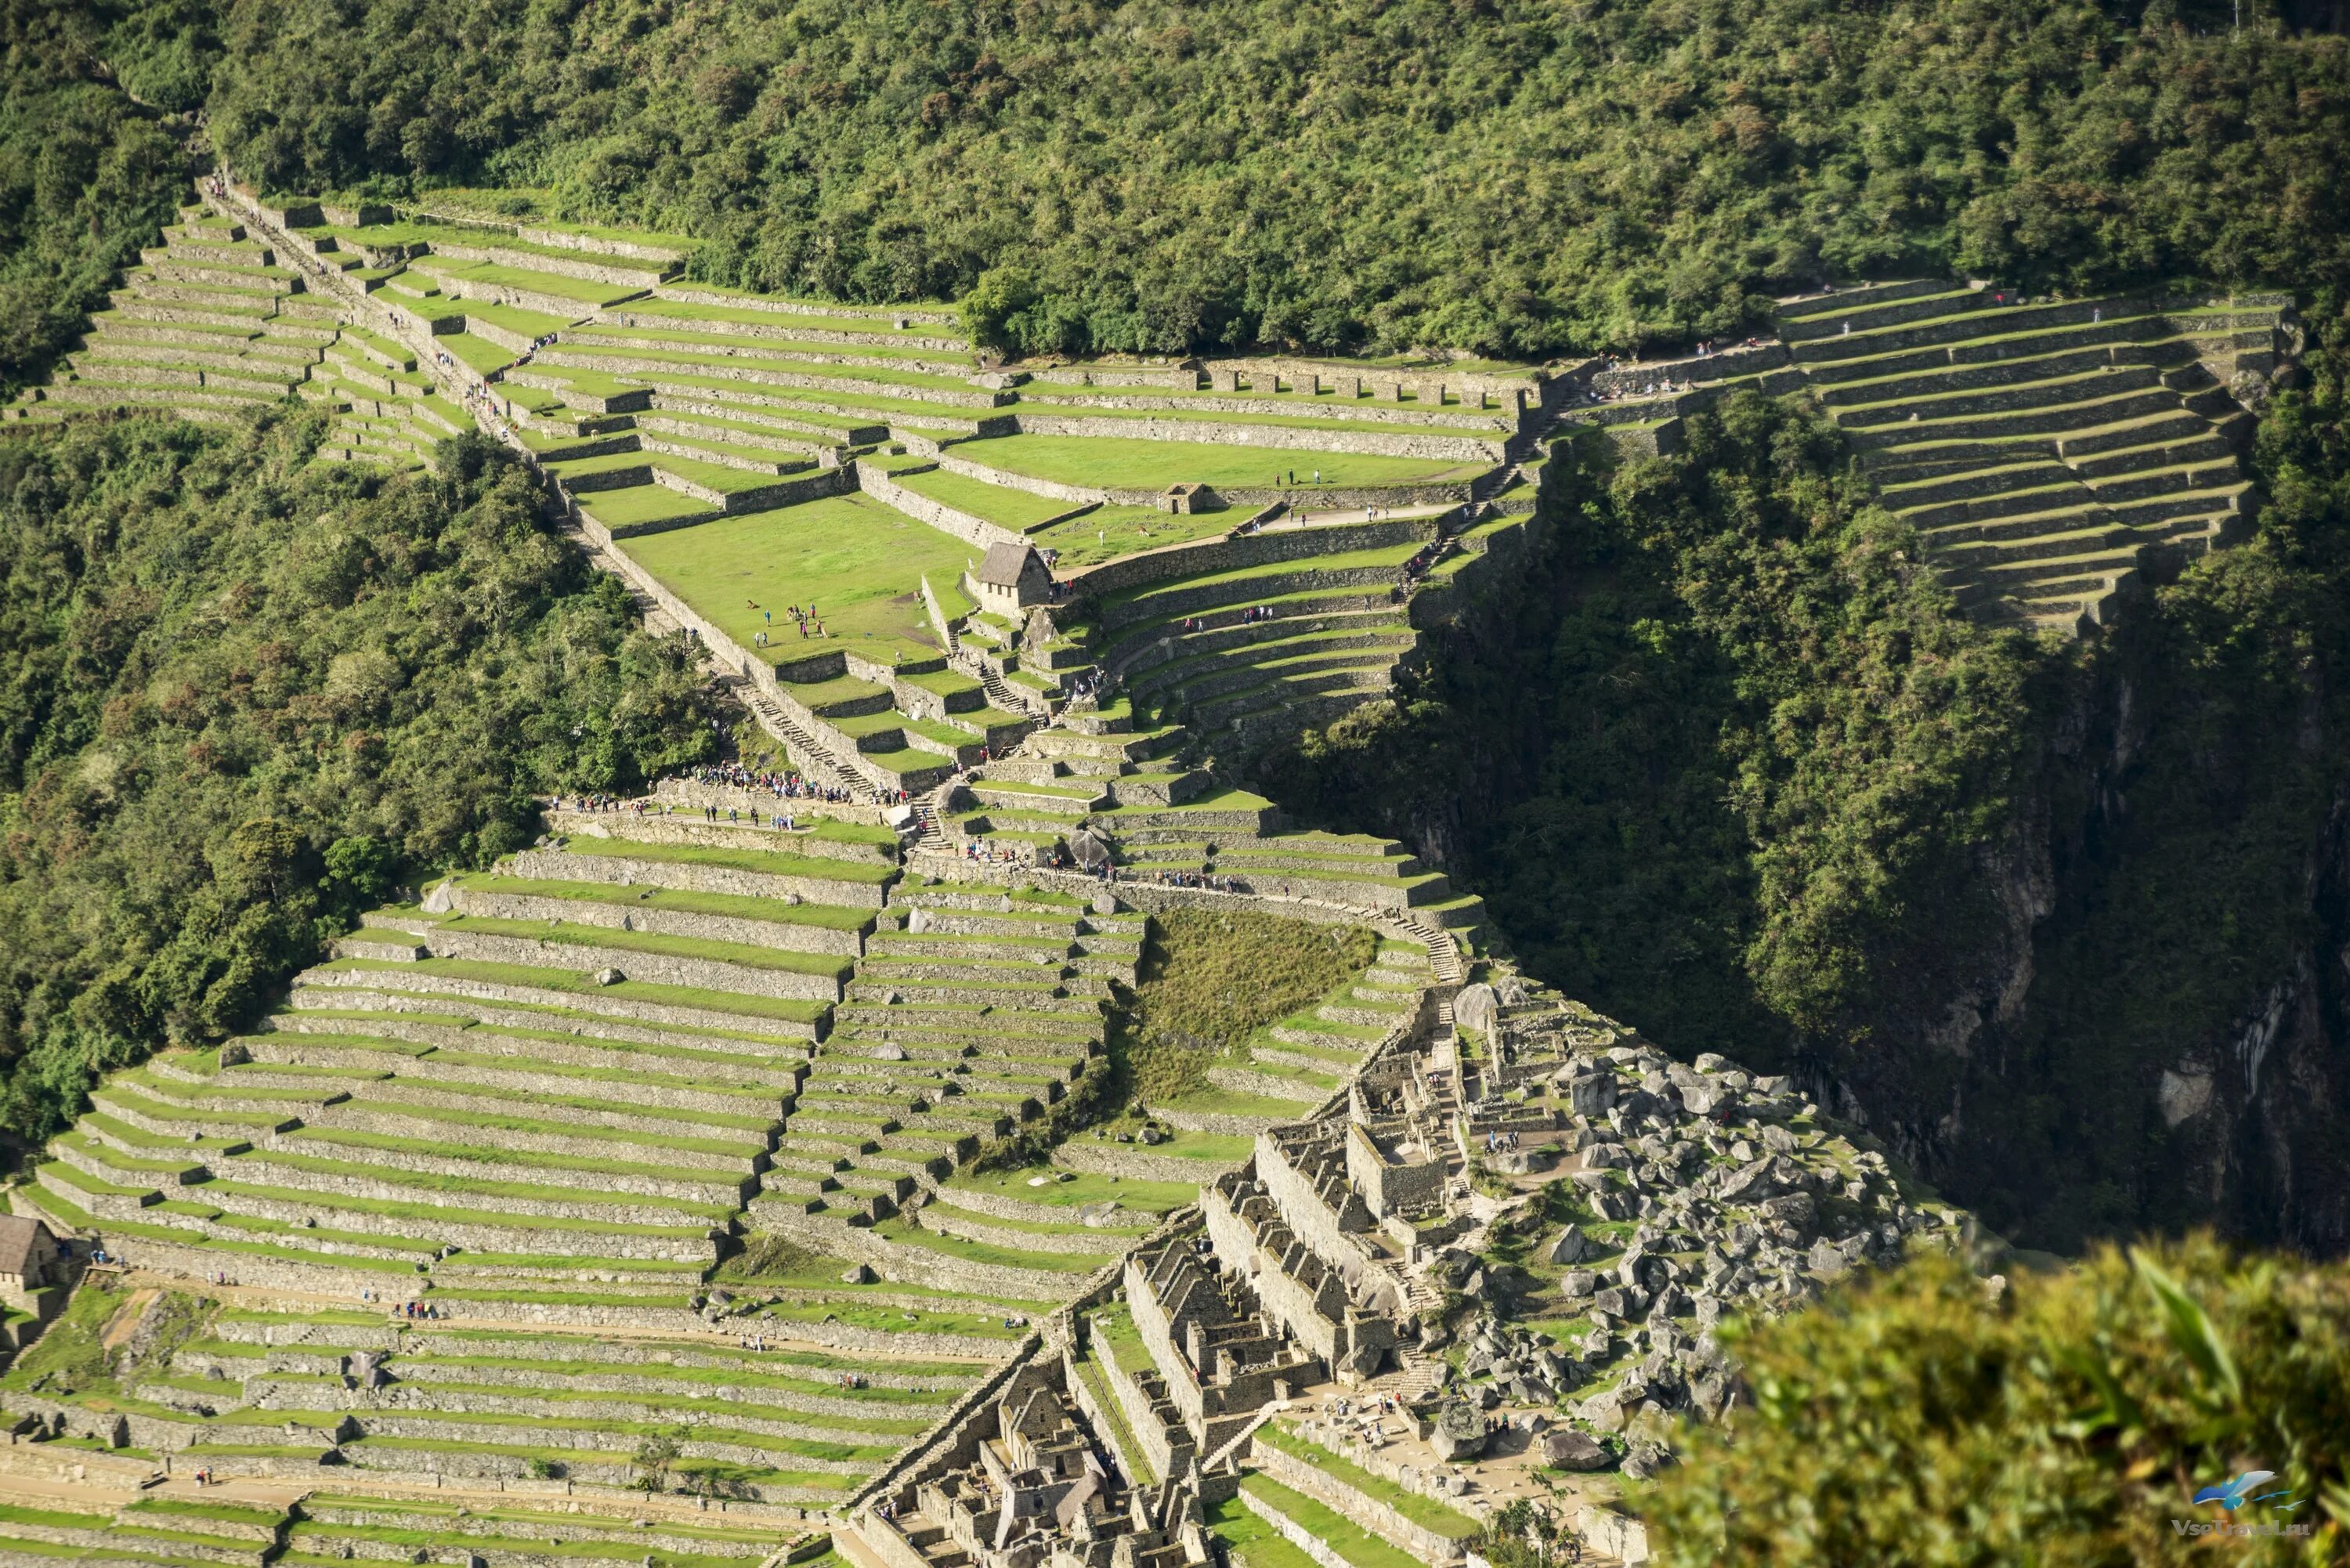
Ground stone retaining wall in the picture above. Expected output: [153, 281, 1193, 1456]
[756, 1209, 1110, 1300]
[541, 349, 1008, 410]
[1249, 1437, 1470, 1564]
[1197, 356, 1543, 405]
[652, 285, 960, 329]
[854, 460, 1028, 555]
[1069, 516, 1438, 605]
[916, 1201, 1141, 1257]
[1049, 1142, 1250, 1183]
[1009, 412, 1504, 463]
[405, 927, 839, 1003]
[291, 968, 821, 1045]
[510, 847, 889, 909]
[573, 799, 893, 846]
[94, 1232, 428, 1296]
[450, 882, 868, 954]
[1028, 392, 1510, 431]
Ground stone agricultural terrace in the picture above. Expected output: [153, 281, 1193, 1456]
[0, 175, 2265, 1567]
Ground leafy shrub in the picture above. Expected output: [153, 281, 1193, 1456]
[1647, 1237, 2350, 1566]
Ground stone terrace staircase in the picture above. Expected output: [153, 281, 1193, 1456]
[4, 208, 337, 428]
[1776, 279, 2294, 633]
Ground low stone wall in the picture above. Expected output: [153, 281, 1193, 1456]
[855, 460, 1028, 555]
[291, 967, 821, 1046]
[1250, 1436, 1470, 1563]
[1049, 1140, 1250, 1183]
[1010, 412, 1504, 463]
[447, 883, 867, 956]
[1196, 356, 1543, 406]
[512, 844, 889, 909]
[1069, 516, 1437, 605]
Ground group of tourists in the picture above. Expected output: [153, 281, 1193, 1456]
[674, 761, 860, 805]
[1482, 1128, 1524, 1154]
[753, 601, 826, 642]
[555, 791, 639, 813]
[1149, 868, 1247, 894]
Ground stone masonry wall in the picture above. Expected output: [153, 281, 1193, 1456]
[1069, 516, 1441, 604]
[447, 883, 866, 956]
[1122, 1253, 1205, 1432]
[1199, 1182, 1342, 1365]
[1250, 1437, 1470, 1564]
[1196, 356, 1544, 405]
[1009, 412, 1504, 463]
[508, 846, 891, 910]
[1253, 1133, 1380, 1291]
[854, 459, 1029, 555]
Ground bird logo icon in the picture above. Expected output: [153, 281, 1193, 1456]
[2192, 1472, 2297, 1511]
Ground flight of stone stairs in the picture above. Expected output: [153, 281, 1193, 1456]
[1776, 279, 2294, 633]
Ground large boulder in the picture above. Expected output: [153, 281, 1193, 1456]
[1546, 1224, 1589, 1265]
[1429, 1400, 1489, 1460]
[1454, 983, 1499, 1036]
[1542, 1429, 1611, 1471]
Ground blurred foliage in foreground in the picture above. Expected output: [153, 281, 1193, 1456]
[1648, 1237, 2350, 1565]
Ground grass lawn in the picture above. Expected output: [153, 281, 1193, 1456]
[617, 491, 982, 666]
[579, 484, 718, 531]
[1208, 1490, 1322, 1568]
[946, 434, 1488, 491]
[1237, 1476, 1426, 1568]
[891, 467, 1071, 529]
[1254, 1425, 1481, 1538]
[942, 1166, 1195, 1214]
[1029, 504, 1229, 571]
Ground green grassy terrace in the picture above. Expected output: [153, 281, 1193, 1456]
[947, 434, 1489, 491]
[458, 870, 879, 929]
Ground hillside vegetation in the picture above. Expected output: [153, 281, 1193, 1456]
[0, 414, 714, 1151]
[124, 0, 2350, 357]
[1647, 1236, 2350, 1564]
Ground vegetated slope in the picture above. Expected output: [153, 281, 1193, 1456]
[190, 0, 2350, 357]
[1265, 310, 2350, 1255]
[0, 0, 204, 396]
[0, 414, 716, 1154]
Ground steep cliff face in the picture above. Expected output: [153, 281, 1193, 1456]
[1803, 627, 2350, 1255]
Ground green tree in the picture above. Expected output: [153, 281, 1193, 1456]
[1647, 1237, 2350, 1566]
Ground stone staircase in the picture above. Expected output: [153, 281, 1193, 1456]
[1776, 279, 2292, 633]
[721, 671, 884, 801]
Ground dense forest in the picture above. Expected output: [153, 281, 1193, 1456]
[0, 412, 716, 1154]
[24, 0, 2348, 363]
